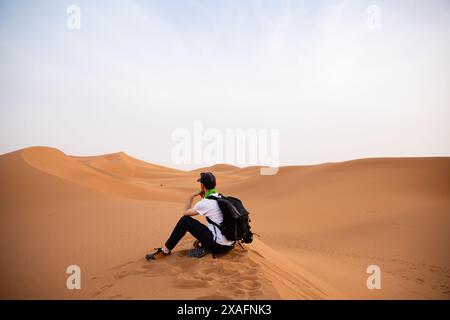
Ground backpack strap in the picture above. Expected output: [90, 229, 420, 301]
[205, 194, 223, 230]
[205, 194, 226, 247]
[205, 216, 223, 232]
[205, 216, 221, 259]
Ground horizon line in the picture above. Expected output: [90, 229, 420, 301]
[2, 145, 449, 173]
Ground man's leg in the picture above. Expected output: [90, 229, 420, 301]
[165, 216, 215, 251]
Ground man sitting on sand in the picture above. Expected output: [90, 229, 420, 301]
[146, 172, 235, 260]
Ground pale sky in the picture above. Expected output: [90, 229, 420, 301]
[1, 0, 449, 170]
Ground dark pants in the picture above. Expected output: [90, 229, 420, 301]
[165, 216, 234, 254]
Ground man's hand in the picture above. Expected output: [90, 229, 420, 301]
[191, 190, 202, 198]
[183, 190, 202, 216]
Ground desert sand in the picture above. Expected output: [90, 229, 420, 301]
[0, 146, 449, 299]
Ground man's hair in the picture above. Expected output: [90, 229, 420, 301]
[197, 172, 216, 190]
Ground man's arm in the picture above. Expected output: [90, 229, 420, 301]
[183, 191, 202, 216]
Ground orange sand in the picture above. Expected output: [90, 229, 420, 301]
[0, 146, 449, 299]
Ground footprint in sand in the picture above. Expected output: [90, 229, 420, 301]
[195, 294, 232, 300]
[191, 274, 214, 281]
[90, 240, 271, 299]
[238, 274, 259, 281]
[173, 277, 210, 289]
[240, 279, 262, 290]
[248, 289, 264, 297]
[219, 283, 247, 296]
[108, 294, 131, 300]
[114, 268, 147, 280]
[90, 283, 114, 297]
[112, 260, 135, 270]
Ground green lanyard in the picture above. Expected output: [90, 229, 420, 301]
[204, 188, 218, 199]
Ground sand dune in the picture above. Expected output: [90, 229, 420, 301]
[0, 146, 449, 299]
[191, 164, 242, 173]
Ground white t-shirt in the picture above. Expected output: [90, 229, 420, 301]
[193, 193, 235, 246]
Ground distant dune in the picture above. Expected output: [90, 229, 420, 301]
[191, 163, 242, 173]
[0, 146, 449, 299]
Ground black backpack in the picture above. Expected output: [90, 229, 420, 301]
[206, 194, 253, 244]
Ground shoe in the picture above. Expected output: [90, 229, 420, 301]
[146, 247, 171, 261]
[188, 247, 211, 258]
